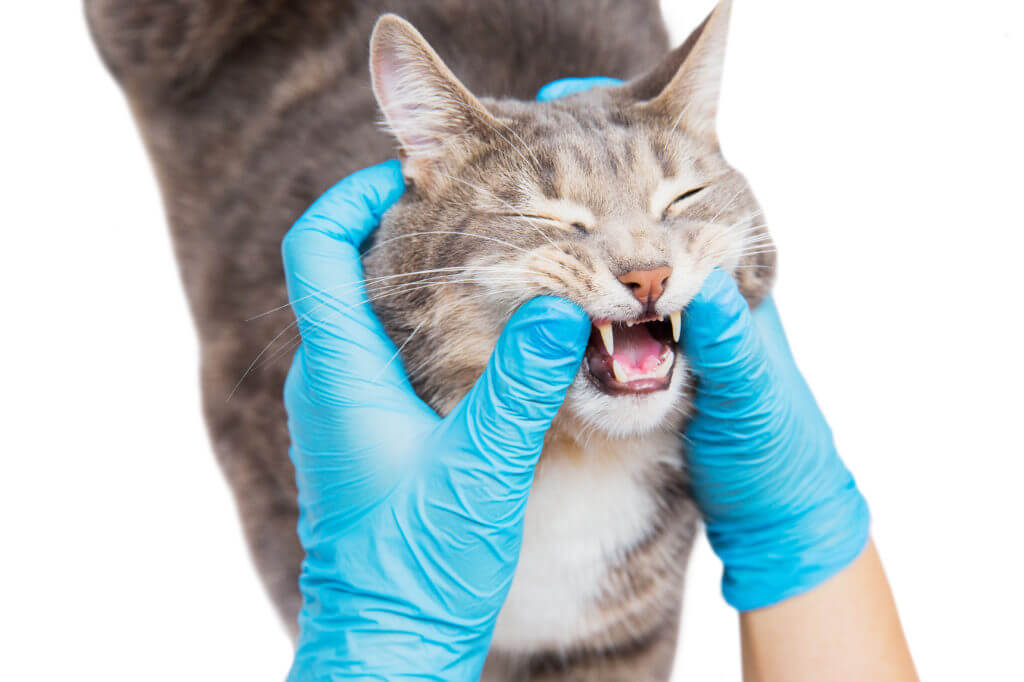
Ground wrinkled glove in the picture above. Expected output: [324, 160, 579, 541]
[683, 270, 871, 611]
[282, 160, 589, 680]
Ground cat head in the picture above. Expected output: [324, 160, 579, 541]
[364, 0, 775, 438]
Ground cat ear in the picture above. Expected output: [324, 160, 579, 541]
[370, 15, 497, 184]
[624, 0, 732, 141]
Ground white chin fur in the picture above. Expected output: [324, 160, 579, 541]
[564, 353, 688, 438]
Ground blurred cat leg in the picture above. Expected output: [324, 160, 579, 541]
[200, 352, 303, 640]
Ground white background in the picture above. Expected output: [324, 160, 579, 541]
[3, 1, 1022, 680]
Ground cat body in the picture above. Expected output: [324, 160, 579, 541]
[87, 0, 773, 678]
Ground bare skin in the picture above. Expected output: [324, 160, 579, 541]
[740, 540, 919, 682]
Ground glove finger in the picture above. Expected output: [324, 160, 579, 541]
[443, 297, 589, 490]
[281, 160, 421, 398]
[536, 77, 624, 101]
[681, 268, 784, 429]
[750, 295, 804, 382]
[683, 268, 764, 377]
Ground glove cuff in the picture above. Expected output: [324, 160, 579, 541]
[712, 480, 871, 611]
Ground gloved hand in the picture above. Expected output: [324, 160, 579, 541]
[683, 270, 871, 611]
[282, 160, 589, 680]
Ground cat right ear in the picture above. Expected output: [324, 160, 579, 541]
[370, 15, 497, 188]
[621, 0, 732, 143]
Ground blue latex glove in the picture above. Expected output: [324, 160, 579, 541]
[535, 76, 624, 101]
[282, 160, 589, 680]
[683, 270, 871, 610]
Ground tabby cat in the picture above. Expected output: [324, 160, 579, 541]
[87, 0, 774, 678]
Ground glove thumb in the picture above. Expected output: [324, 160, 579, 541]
[445, 297, 589, 488]
[683, 269, 771, 403]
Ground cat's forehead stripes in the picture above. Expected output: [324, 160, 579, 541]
[492, 105, 667, 211]
[536, 131, 671, 217]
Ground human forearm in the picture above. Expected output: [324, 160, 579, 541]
[740, 540, 918, 682]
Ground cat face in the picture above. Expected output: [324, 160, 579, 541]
[364, 1, 775, 438]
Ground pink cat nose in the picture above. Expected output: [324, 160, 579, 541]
[617, 266, 672, 305]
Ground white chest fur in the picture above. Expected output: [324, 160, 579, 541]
[489, 431, 679, 652]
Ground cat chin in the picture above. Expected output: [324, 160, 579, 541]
[562, 354, 689, 439]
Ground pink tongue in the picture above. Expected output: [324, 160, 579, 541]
[611, 325, 664, 372]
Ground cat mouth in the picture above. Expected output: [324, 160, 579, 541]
[584, 312, 681, 394]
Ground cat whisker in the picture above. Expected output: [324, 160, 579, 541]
[228, 302, 324, 400]
[245, 267, 461, 320]
[363, 231, 538, 261]
[450, 287, 531, 309]
[665, 101, 692, 138]
[233, 275, 530, 396]
[369, 229, 559, 266]
[722, 221, 769, 237]
[737, 244, 774, 254]
[382, 285, 530, 386]
[371, 320, 425, 382]
[708, 187, 746, 224]
[252, 227, 571, 324]
[237, 270, 466, 394]
[235, 275, 477, 396]
[247, 263, 531, 320]
[476, 115, 544, 175]
[429, 171, 568, 254]
[253, 328, 306, 374]
[734, 235, 773, 250]
[719, 209, 765, 231]
[366, 277, 528, 303]
[741, 234, 775, 246]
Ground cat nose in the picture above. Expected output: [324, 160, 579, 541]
[617, 266, 672, 305]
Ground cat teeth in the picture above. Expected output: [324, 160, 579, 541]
[612, 359, 629, 383]
[653, 349, 675, 379]
[669, 311, 681, 343]
[597, 322, 614, 355]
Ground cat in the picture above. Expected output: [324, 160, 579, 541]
[87, 0, 774, 679]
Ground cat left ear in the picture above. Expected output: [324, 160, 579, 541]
[370, 15, 498, 187]
[624, 0, 732, 142]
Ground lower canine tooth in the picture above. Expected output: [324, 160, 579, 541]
[612, 359, 629, 383]
[654, 353, 674, 378]
[670, 311, 681, 342]
[598, 323, 614, 354]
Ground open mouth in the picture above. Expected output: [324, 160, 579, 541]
[584, 312, 681, 394]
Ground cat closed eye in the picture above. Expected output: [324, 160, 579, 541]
[500, 213, 590, 234]
[673, 186, 706, 205]
[663, 186, 707, 218]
